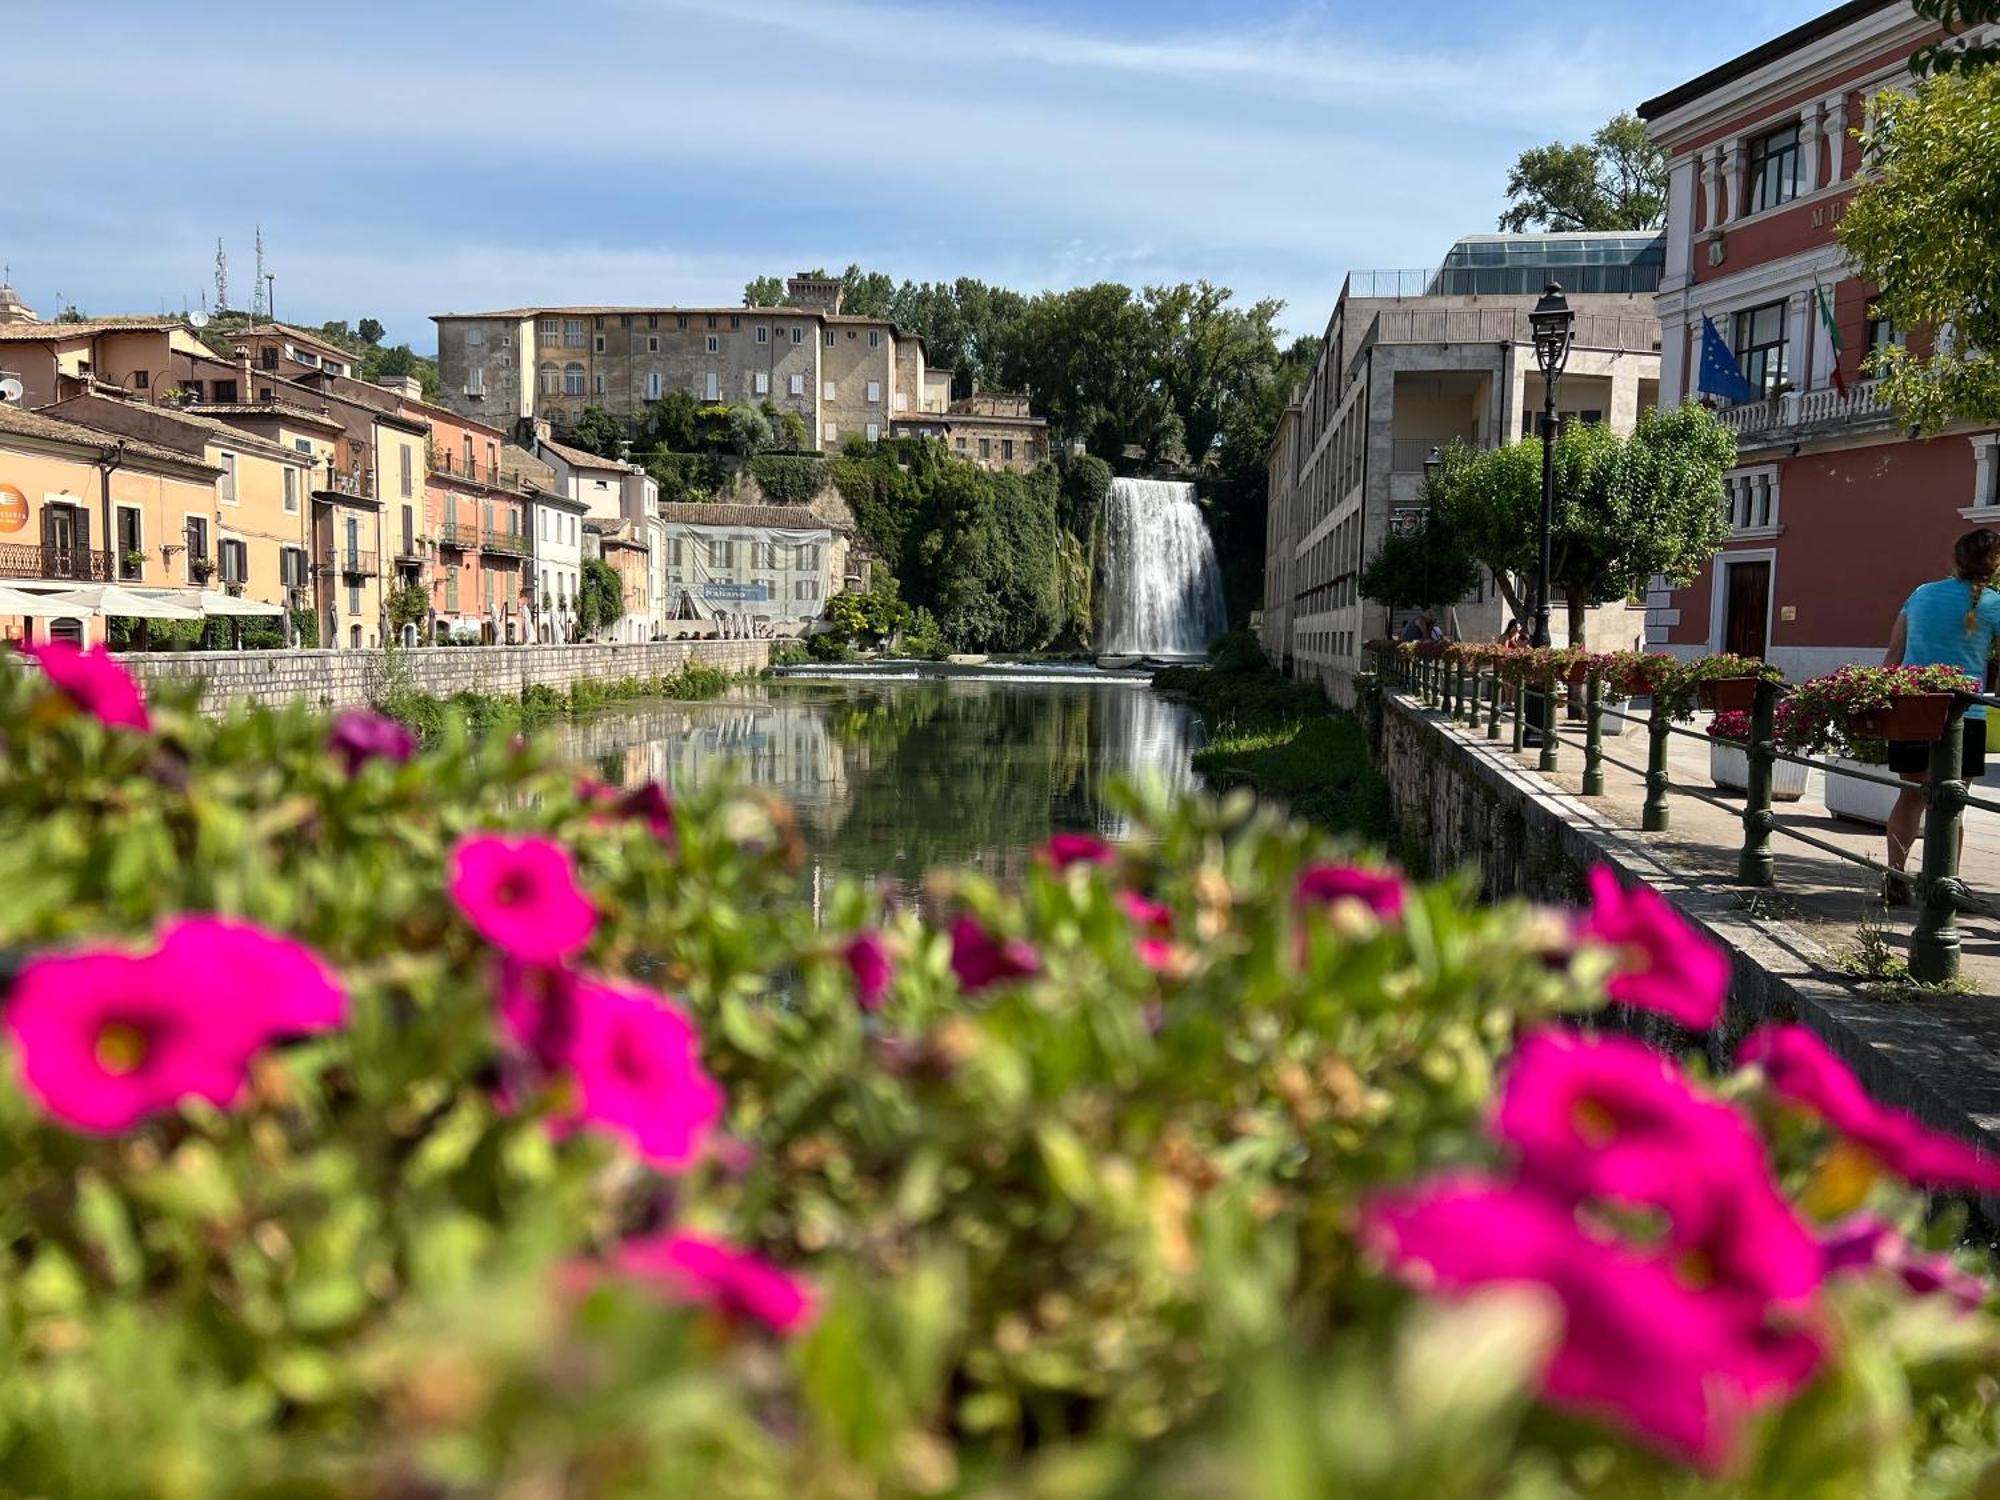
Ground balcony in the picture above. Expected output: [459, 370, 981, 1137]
[0, 543, 114, 582]
[1714, 380, 1894, 447]
[439, 518, 471, 550]
[322, 548, 379, 578]
[430, 449, 522, 491]
[480, 527, 530, 557]
[320, 465, 376, 500]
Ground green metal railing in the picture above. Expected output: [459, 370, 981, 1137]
[1371, 647, 1993, 984]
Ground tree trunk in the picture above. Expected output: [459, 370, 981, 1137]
[1565, 589, 1588, 719]
[1492, 571, 1528, 628]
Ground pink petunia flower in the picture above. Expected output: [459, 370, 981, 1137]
[448, 834, 598, 965]
[156, 915, 347, 1038]
[497, 960, 581, 1073]
[615, 781, 676, 843]
[326, 709, 417, 775]
[1821, 1217, 1988, 1311]
[609, 1231, 816, 1334]
[5, 949, 260, 1133]
[1739, 1024, 2000, 1194]
[1039, 832, 1116, 870]
[1575, 866, 1730, 1029]
[561, 979, 723, 1170]
[1496, 1031, 1820, 1307]
[1296, 862, 1406, 921]
[20, 640, 150, 731]
[949, 915, 1041, 992]
[845, 930, 894, 1012]
[1120, 891, 1178, 973]
[1364, 1174, 1819, 1468]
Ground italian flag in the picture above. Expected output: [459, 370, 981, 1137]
[1816, 281, 1846, 395]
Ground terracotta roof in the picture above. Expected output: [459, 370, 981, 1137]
[0, 317, 188, 342]
[0, 402, 217, 471]
[659, 502, 839, 530]
[236, 322, 357, 360]
[539, 436, 629, 472]
[184, 400, 346, 433]
[43, 396, 303, 463]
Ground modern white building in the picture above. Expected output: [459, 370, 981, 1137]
[529, 488, 587, 642]
[660, 502, 842, 634]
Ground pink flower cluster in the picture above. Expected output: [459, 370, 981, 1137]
[1296, 862, 1406, 922]
[1368, 1031, 1822, 1467]
[6, 916, 344, 1133]
[20, 640, 151, 731]
[327, 709, 417, 775]
[1575, 867, 1730, 1029]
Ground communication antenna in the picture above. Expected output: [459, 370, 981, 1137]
[214, 238, 229, 313]
[0, 377, 25, 405]
[189, 310, 210, 330]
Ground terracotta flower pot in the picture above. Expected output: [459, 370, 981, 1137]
[1698, 677, 1760, 713]
[1564, 663, 1591, 686]
[1851, 692, 1955, 743]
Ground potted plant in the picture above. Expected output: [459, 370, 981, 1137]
[189, 556, 216, 584]
[1595, 649, 1679, 702]
[1781, 664, 1977, 825]
[1675, 653, 1782, 714]
[121, 549, 147, 579]
[1707, 708, 1809, 800]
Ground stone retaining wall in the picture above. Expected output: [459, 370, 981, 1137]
[1372, 691, 2000, 1202]
[115, 640, 771, 714]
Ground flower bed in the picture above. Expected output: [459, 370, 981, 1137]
[0, 643, 1996, 1493]
[1706, 709, 1808, 800]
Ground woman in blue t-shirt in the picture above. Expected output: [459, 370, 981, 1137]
[1880, 527, 2000, 898]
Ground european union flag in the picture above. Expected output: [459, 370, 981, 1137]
[1697, 315, 1756, 405]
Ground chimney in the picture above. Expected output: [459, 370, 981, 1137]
[233, 344, 252, 399]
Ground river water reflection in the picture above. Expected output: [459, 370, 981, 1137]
[562, 674, 1203, 887]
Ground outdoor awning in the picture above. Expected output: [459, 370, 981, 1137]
[41, 585, 202, 620]
[0, 586, 96, 618]
[194, 590, 284, 618]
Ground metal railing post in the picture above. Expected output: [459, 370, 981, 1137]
[1537, 675, 1559, 773]
[1582, 673, 1604, 796]
[1909, 696, 1969, 984]
[1486, 668, 1502, 740]
[1511, 673, 1526, 752]
[1463, 664, 1481, 728]
[1643, 700, 1672, 832]
[1736, 676, 1777, 887]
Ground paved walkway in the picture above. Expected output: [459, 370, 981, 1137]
[1422, 695, 2000, 1001]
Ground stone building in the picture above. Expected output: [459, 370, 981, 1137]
[658, 502, 842, 634]
[1264, 233, 1664, 704]
[890, 390, 1050, 472]
[1640, 1, 2000, 676]
[434, 276, 1030, 473]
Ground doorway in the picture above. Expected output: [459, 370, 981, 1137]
[1722, 558, 1771, 660]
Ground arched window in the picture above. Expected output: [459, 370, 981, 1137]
[539, 363, 560, 396]
[563, 362, 585, 397]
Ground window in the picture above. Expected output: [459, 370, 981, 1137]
[283, 467, 298, 513]
[538, 319, 560, 346]
[707, 537, 735, 569]
[564, 319, 586, 347]
[795, 543, 820, 570]
[867, 330, 881, 348]
[184, 380, 205, 400]
[794, 580, 821, 601]
[1732, 301, 1790, 397]
[791, 326, 803, 345]
[593, 335, 606, 353]
[647, 335, 659, 352]
[467, 327, 483, 347]
[705, 371, 720, 401]
[294, 437, 313, 456]
[646, 371, 663, 400]
[823, 330, 835, 348]
[669, 538, 683, 567]
[955, 436, 966, 452]
[349, 582, 361, 616]
[824, 422, 838, 443]
[755, 326, 769, 344]
[979, 438, 992, 459]
[823, 381, 836, 401]
[214, 380, 237, 402]
[1002, 439, 1014, 462]
[564, 362, 586, 396]
[540, 363, 560, 395]
[130, 369, 150, 390]
[446, 568, 459, 610]
[1724, 466, 1782, 534]
[754, 372, 770, 396]
[730, 315, 741, 330]
[789, 373, 805, 397]
[1747, 122, 1803, 214]
[1869, 315, 1904, 355]
[866, 380, 881, 403]
[185, 517, 209, 578]
[706, 316, 718, 330]
[677, 315, 689, 330]
[219, 538, 247, 585]
[400, 444, 413, 497]
[594, 316, 605, 331]
[705, 335, 720, 353]
[218, 452, 238, 504]
[648, 314, 658, 329]
[593, 373, 605, 395]
[281, 547, 307, 589]
[466, 367, 485, 396]
[260, 347, 279, 371]
[865, 422, 880, 442]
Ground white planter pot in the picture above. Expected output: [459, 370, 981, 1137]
[1600, 698, 1638, 738]
[1708, 741, 1809, 801]
[1825, 756, 1903, 826]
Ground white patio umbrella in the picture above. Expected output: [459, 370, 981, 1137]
[0, 586, 99, 618]
[59, 585, 202, 621]
[194, 590, 284, 618]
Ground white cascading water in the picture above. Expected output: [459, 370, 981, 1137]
[1098, 478, 1227, 658]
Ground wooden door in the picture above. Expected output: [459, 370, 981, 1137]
[1724, 560, 1770, 660]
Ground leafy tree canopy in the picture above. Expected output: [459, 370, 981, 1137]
[566, 405, 629, 459]
[1840, 62, 2000, 430]
[1358, 512, 1485, 613]
[1911, 0, 2000, 71]
[1497, 112, 1667, 233]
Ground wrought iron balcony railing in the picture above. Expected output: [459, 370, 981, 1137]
[0, 544, 114, 582]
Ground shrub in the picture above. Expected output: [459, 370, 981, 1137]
[747, 454, 827, 506]
[0, 652, 1996, 1494]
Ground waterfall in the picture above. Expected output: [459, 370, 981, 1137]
[1098, 478, 1227, 658]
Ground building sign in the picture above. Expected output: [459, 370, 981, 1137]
[0, 485, 26, 534]
[1390, 506, 1428, 536]
[700, 581, 769, 602]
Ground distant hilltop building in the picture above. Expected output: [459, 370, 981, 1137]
[433, 275, 1047, 472]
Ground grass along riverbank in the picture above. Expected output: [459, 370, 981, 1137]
[376, 660, 736, 740]
[1156, 634, 1399, 850]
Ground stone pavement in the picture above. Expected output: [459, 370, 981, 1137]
[1454, 697, 2000, 1000]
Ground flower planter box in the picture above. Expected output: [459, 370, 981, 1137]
[1850, 692, 1956, 744]
[1698, 677, 1761, 713]
[1708, 741, 1808, 801]
[1600, 697, 1638, 737]
[1825, 757, 1903, 826]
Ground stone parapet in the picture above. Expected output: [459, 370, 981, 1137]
[115, 640, 771, 715]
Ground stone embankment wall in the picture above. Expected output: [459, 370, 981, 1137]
[116, 640, 771, 714]
[1371, 691, 2000, 1195]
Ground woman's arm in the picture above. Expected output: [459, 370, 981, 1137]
[1884, 610, 1909, 668]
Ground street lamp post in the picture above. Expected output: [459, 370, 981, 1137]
[1527, 282, 1576, 649]
[1421, 445, 1443, 631]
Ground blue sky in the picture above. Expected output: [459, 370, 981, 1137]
[1, 0, 1831, 350]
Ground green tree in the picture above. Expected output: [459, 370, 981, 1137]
[743, 275, 788, 307]
[567, 405, 629, 458]
[1839, 63, 2000, 431]
[1498, 112, 1667, 232]
[995, 283, 1179, 467]
[576, 558, 624, 636]
[357, 317, 385, 346]
[639, 390, 700, 453]
[1912, 0, 2000, 71]
[1431, 403, 1734, 647]
[1208, 334, 1320, 626]
[386, 577, 429, 633]
[1358, 511, 1485, 615]
[1146, 281, 1285, 468]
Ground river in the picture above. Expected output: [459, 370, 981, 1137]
[561, 668, 1204, 889]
